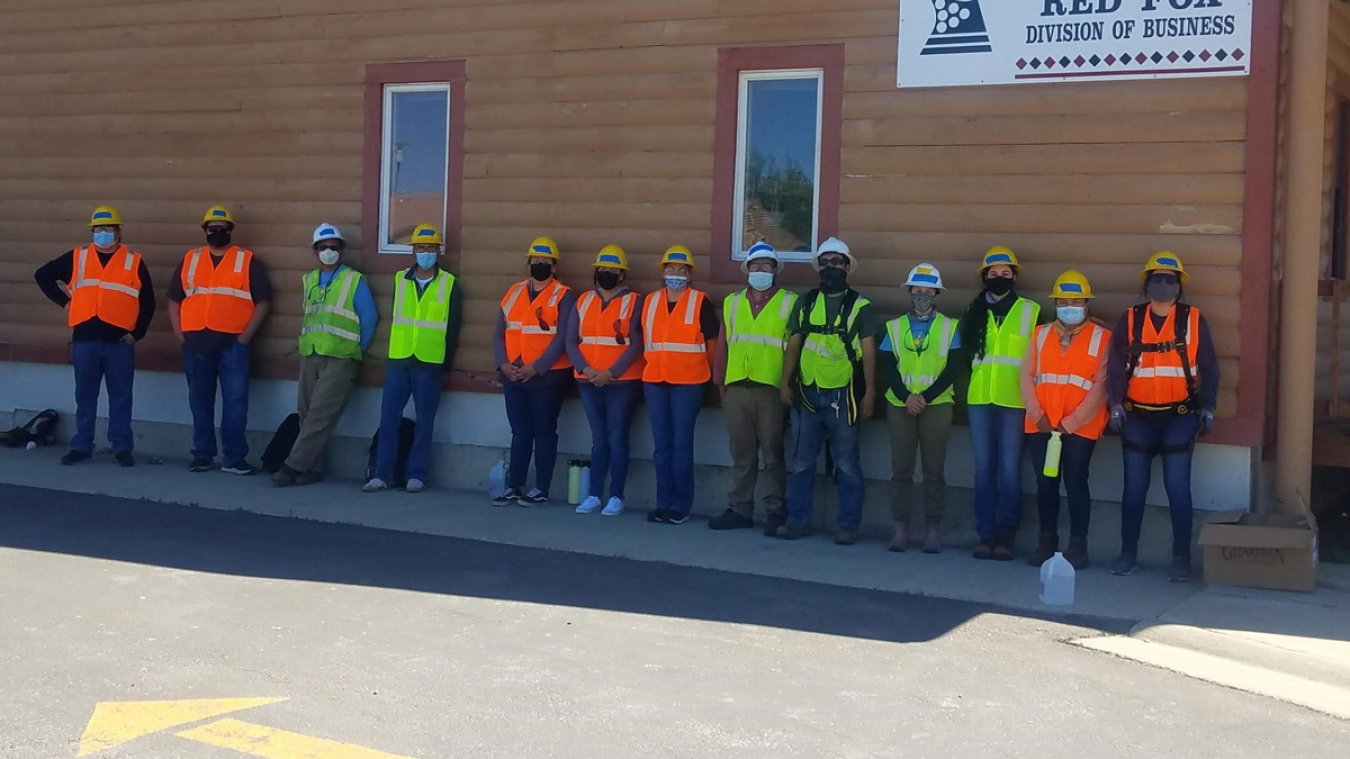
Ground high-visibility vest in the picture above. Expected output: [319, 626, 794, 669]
[179, 246, 256, 334]
[574, 289, 644, 381]
[1025, 323, 1110, 440]
[968, 297, 1039, 408]
[642, 288, 711, 385]
[799, 291, 871, 391]
[67, 244, 142, 332]
[299, 267, 364, 361]
[884, 313, 957, 407]
[1126, 304, 1202, 408]
[388, 270, 455, 364]
[501, 279, 571, 371]
[723, 288, 797, 387]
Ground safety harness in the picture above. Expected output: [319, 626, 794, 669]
[1123, 303, 1200, 456]
[797, 288, 865, 423]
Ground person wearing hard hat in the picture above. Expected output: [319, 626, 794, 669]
[168, 205, 272, 476]
[1020, 271, 1111, 570]
[271, 224, 378, 488]
[709, 243, 798, 533]
[492, 236, 577, 506]
[880, 264, 959, 553]
[362, 224, 463, 493]
[643, 245, 720, 525]
[1106, 252, 1219, 582]
[778, 237, 877, 546]
[960, 246, 1040, 561]
[34, 205, 157, 467]
[566, 245, 645, 517]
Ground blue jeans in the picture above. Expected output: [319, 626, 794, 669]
[578, 381, 641, 499]
[375, 364, 443, 483]
[71, 341, 135, 454]
[1027, 432, 1097, 539]
[1121, 410, 1201, 560]
[503, 380, 567, 493]
[787, 387, 865, 530]
[968, 404, 1027, 541]
[184, 343, 251, 462]
[644, 382, 704, 515]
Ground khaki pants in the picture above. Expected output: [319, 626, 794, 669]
[887, 402, 952, 526]
[285, 354, 360, 474]
[724, 382, 787, 518]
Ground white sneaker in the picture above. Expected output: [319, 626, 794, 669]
[601, 497, 625, 516]
[405, 478, 425, 493]
[362, 478, 387, 492]
[575, 496, 602, 514]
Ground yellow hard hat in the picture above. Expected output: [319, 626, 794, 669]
[410, 224, 444, 246]
[526, 236, 560, 261]
[1050, 270, 1095, 299]
[201, 205, 235, 226]
[89, 205, 122, 228]
[658, 245, 695, 270]
[980, 245, 1020, 274]
[1141, 251, 1189, 284]
[593, 245, 628, 270]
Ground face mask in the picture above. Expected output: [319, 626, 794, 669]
[205, 228, 232, 248]
[416, 251, 439, 270]
[910, 293, 935, 313]
[317, 248, 340, 266]
[664, 275, 689, 292]
[1147, 280, 1180, 303]
[819, 267, 848, 294]
[747, 272, 774, 292]
[985, 276, 1014, 296]
[1057, 306, 1086, 326]
[595, 271, 621, 291]
[92, 231, 117, 249]
[530, 262, 553, 282]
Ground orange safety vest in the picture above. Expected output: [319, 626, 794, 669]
[67, 245, 142, 332]
[1025, 323, 1110, 440]
[574, 289, 645, 381]
[179, 246, 256, 334]
[642, 288, 711, 385]
[1126, 304, 1202, 409]
[501, 279, 571, 371]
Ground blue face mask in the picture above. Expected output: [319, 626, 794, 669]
[664, 276, 689, 292]
[415, 251, 438, 270]
[93, 231, 116, 249]
[1057, 306, 1087, 326]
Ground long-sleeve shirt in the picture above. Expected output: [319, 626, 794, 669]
[565, 287, 644, 380]
[878, 312, 962, 404]
[389, 268, 463, 372]
[35, 249, 157, 342]
[714, 286, 788, 388]
[311, 266, 378, 353]
[1106, 306, 1220, 413]
[1021, 322, 1110, 436]
[493, 280, 578, 386]
[168, 252, 272, 353]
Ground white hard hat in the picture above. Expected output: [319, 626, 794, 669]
[904, 263, 945, 290]
[813, 236, 857, 271]
[740, 242, 780, 273]
[312, 223, 344, 246]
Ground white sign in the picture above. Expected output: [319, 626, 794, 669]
[898, 0, 1253, 88]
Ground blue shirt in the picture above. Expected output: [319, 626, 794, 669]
[317, 266, 378, 353]
[879, 313, 961, 353]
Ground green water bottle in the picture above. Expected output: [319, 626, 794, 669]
[567, 461, 582, 505]
[1043, 431, 1063, 479]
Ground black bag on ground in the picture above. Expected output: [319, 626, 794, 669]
[366, 417, 417, 488]
[0, 409, 60, 448]
[261, 413, 301, 474]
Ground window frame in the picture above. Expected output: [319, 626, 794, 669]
[731, 68, 826, 265]
[378, 82, 453, 257]
[1332, 97, 1350, 281]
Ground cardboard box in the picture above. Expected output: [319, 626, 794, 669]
[1199, 511, 1319, 593]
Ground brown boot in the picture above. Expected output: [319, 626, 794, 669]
[992, 526, 1017, 562]
[1027, 532, 1058, 567]
[973, 539, 995, 560]
[923, 525, 942, 554]
[1064, 536, 1090, 570]
[888, 520, 910, 552]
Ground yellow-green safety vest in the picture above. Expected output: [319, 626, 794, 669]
[723, 288, 798, 387]
[388, 269, 455, 364]
[299, 267, 364, 361]
[968, 297, 1040, 408]
[885, 313, 957, 407]
[799, 292, 871, 391]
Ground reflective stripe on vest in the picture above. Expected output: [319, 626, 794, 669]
[800, 293, 870, 391]
[299, 267, 363, 360]
[641, 288, 711, 384]
[502, 279, 571, 370]
[68, 245, 142, 331]
[575, 290, 644, 381]
[1027, 322, 1110, 440]
[1126, 305, 1201, 406]
[885, 313, 956, 407]
[389, 270, 454, 364]
[968, 297, 1039, 409]
[723, 288, 796, 386]
[179, 247, 256, 334]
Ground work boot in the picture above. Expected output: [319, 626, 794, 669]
[271, 465, 298, 488]
[709, 509, 754, 531]
[1028, 532, 1058, 567]
[61, 450, 92, 466]
[775, 522, 807, 541]
[992, 526, 1016, 562]
[973, 539, 995, 560]
[763, 510, 787, 538]
[1064, 536, 1090, 570]
[1110, 552, 1139, 577]
[835, 528, 858, 546]
[1168, 556, 1193, 583]
[923, 525, 943, 554]
[888, 520, 910, 553]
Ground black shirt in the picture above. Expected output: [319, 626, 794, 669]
[661, 291, 722, 340]
[34, 249, 157, 342]
[168, 252, 273, 353]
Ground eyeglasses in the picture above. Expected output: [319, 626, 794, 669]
[316, 245, 341, 253]
[818, 257, 848, 269]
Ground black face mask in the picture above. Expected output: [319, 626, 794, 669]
[530, 262, 554, 282]
[1147, 280, 1181, 303]
[595, 271, 621, 291]
[819, 267, 848, 294]
[205, 228, 232, 248]
[985, 276, 1014, 296]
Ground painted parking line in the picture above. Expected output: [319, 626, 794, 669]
[178, 718, 418, 759]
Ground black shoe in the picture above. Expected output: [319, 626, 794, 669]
[271, 465, 298, 488]
[835, 528, 858, 546]
[709, 509, 754, 531]
[1028, 532, 1058, 567]
[517, 488, 549, 506]
[775, 522, 806, 540]
[61, 450, 92, 466]
[493, 488, 522, 507]
[763, 510, 787, 537]
[1168, 557, 1193, 583]
[1064, 536, 1090, 570]
[221, 460, 256, 476]
[189, 457, 214, 473]
[1111, 553, 1139, 577]
[114, 451, 135, 468]
[647, 509, 670, 524]
[973, 540, 995, 560]
[293, 471, 324, 487]
[665, 512, 689, 525]
[992, 526, 1017, 562]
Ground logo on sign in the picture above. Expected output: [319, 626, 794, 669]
[921, 0, 992, 56]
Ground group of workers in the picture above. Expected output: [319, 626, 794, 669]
[36, 205, 1218, 582]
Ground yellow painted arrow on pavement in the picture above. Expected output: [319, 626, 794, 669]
[77, 697, 287, 756]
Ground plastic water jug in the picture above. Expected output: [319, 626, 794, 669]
[1039, 552, 1075, 606]
[488, 459, 508, 498]
[579, 464, 591, 503]
[1042, 430, 1063, 478]
[567, 461, 582, 505]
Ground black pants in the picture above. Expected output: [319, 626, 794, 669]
[1027, 432, 1097, 539]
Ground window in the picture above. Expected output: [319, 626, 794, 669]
[733, 71, 824, 262]
[379, 84, 451, 254]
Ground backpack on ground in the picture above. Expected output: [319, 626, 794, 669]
[366, 417, 417, 488]
[261, 413, 301, 474]
[0, 409, 60, 448]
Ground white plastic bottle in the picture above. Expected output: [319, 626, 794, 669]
[1039, 551, 1075, 606]
[488, 459, 508, 498]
